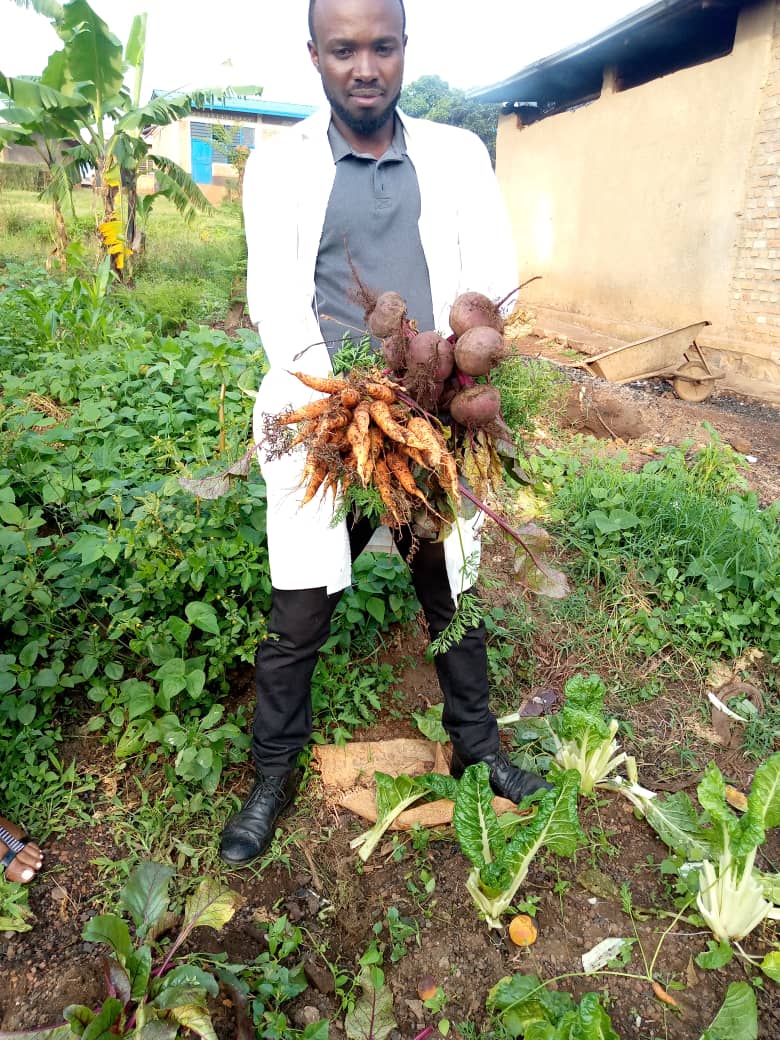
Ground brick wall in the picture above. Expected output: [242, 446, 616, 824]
[730, 0, 780, 339]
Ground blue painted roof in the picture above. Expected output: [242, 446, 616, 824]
[196, 96, 318, 120]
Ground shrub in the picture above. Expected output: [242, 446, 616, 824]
[0, 162, 48, 192]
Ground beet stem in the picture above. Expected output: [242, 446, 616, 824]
[457, 480, 547, 573]
[496, 276, 542, 310]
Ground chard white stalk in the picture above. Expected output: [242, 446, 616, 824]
[696, 848, 773, 942]
[552, 719, 628, 795]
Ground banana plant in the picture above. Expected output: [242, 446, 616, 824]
[2, 0, 261, 276]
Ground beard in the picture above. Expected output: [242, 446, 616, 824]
[324, 86, 401, 138]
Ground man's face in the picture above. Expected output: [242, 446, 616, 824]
[308, 0, 406, 140]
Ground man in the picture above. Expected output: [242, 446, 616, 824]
[220, 0, 549, 867]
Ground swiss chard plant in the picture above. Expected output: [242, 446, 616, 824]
[487, 972, 619, 1039]
[545, 674, 633, 795]
[350, 771, 459, 863]
[453, 764, 584, 929]
[610, 753, 780, 976]
[0, 862, 241, 1040]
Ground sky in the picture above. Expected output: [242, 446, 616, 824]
[0, 0, 651, 105]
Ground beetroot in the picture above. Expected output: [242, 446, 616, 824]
[449, 291, 504, 338]
[449, 385, 502, 427]
[408, 330, 454, 381]
[454, 325, 509, 376]
[368, 291, 407, 338]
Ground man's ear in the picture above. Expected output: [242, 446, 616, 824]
[308, 40, 320, 72]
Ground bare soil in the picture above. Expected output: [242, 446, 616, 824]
[1, 354, 778, 1039]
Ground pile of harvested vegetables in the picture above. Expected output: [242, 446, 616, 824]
[182, 285, 568, 598]
[263, 288, 517, 541]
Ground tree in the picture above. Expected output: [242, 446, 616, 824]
[1, 0, 261, 276]
[401, 75, 501, 164]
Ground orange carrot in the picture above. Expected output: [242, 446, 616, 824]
[385, 452, 428, 503]
[277, 398, 332, 425]
[651, 982, 681, 1010]
[340, 387, 361, 409]
[291, 372, 349, 394]
[300, 460, 328, 506]
[369, 400, 415, 446]
[406, 417, 442, 467]
[363, 381, 397, 404]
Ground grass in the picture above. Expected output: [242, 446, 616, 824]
[0, 187, 245, 328]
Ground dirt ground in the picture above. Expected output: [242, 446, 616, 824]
[1, 352, 778, 1039]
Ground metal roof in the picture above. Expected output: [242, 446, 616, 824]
[151, 92, 318, 120]
[196, 96, 318, 120]
[469, 0, 749, 106]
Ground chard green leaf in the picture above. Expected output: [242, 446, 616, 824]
[182, 878, 241, 935]
[697, 763, 739, 851]
[488, 973, 574, 1035]
[81, 914, 132, 961]
[412, 702, 448, 743]
[469, 771, 583, 928]
[699, 981, 757, 1040]
[135, 1021, 178, 1039]
[759, 951, 780, 983]
[746, 752, 780, 831]
[571, 992, 620, 1039]
[639, 791, 714, 862]
[453, 762, 502, 869]
[76, 999, 123, 1040]
[350, 773, 430, 863]
[152, 985, 208, 1010]
[159, 965, 219, 997]
[416, 771, 460, 802]
[488, 974, 618, 1039]
[121, 863, 175, 940]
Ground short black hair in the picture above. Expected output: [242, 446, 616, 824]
[308, 0, 407, 43]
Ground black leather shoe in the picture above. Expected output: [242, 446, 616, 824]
[450, 748, 552, 803]
[220, 769, 300, 866]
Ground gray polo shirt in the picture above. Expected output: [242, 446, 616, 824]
[314, 117, 435, 359]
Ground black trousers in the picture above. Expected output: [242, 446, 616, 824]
[251, 515, 499, 774]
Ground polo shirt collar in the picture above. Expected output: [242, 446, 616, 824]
[327, 113, 407, 161]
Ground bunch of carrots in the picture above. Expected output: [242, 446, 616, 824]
[273, 369, 459, 530]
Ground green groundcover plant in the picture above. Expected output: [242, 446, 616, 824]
[552, 433, 780, 661]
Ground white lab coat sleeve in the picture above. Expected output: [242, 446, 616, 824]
[243, 140, 352, 595]
[243, 144, 333, 397]
[454, 131, 518, 306]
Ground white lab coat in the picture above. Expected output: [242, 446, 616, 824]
[243, 107, 517, 598]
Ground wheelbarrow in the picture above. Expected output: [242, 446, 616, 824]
[576, 320, 723, 401]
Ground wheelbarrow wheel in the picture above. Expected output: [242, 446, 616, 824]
[673, 362, 713, 402]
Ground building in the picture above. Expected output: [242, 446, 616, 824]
[147, 94, 318, 203]
[473, 0, 780, 401]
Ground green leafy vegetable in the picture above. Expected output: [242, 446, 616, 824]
[350, 771, 459, 863]
[488, 972, 619, 1038]
[699, 981, 757, 1040]
[612, 754, 780, 947]
[546, 674, 631, 794]
[454, 765, 584, 928]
